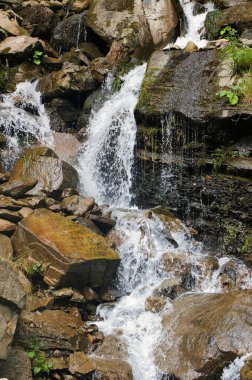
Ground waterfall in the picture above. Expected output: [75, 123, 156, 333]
[221, 353, 252, 380]
[0, 81, 53, 169]
[77, 64, 147, 207]
[164, 0, 214, 50]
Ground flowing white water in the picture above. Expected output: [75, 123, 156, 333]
[77, 64, 147, 207]
[0, 81, 53, 168]
[76, 65, 252, 380]
[221, 353, 252, 380]
[164, 0, 214, 50]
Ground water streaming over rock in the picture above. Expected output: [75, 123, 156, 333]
[221, 353, 252, 380]
[0, 81, 53, 169]
[164, 0, 214, 50]
[77, 64, 147, 206]
[77, 65, 252, 379]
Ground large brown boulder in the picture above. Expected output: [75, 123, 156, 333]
[15, 309, 88, 351]
[10, 147, 79, 195]
[37, 64, 99, 99]
[12, 208, 120, 289]
[0, 261, 25, 360]
[0, 35, 43, 64]
[0, 346, 32, 380]
[155, 290, 252, 379]
[89, 357, 133, 380]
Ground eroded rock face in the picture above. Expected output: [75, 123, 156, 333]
[16, 309, 88, 351]
[86, 0, 180, 58]
[12, 208, 120, 289]
[10, 147, 79, 195]
[155, 290, 252, 379]
[37, 64, 99, 99]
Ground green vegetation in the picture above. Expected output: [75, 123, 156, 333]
[211, 147, 247, 171]
[217, 26, 252, 106]
[112, 61, 139, 92]
[33, 50, 43, 65]
[28, 338, 52, 380]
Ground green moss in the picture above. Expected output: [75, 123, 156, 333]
[137, 67, 159, 113]
[205, 9, 223, 40]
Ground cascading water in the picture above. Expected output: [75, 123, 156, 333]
[77, 64, 147, 206]
[164, 0, 214, 50]
[77, 65, 252, 379]
[0, 80, 53, 169]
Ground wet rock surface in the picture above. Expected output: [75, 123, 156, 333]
[156, 290, 252, 379]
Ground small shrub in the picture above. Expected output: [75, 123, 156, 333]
[33, 50, 43, 65]
[28, 337, 52, 380]
[217, 85, 240, 106]
[219, 25, 238, 42]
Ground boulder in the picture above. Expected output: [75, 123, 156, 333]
[50, 13, 87, 52]
[205, 4, 252, 40]
[0, 261, 25, 360]
[69, 351, 94, 375]
[10, 147, 79, 195]
[0, 196, 27, 210]
[241, 356, 252, 380]
[16, 309, 88, 351]
[61, 195, 95, 216]
[11, 208, 120, 289]
[0, 35, 43, 63]
[135, 48, 252, 124]
[45, 98, 81, 132]
[0, 234, 13, 260]
[0, 346, 32, 380]
[89, 357, 133, 380]
[37, 64, 99, 99]
[0, 10, 29, 37]
[0, 219, 16, 234]
[0, 179, 37, 198]
[155, 290, 252, 379]
[19, 5, 59, 40]
[0, 210, 22, 223]
[53, 132, 82, 164]
[86, 0, 180, 58]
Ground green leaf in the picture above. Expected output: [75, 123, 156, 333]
[28, 351, 35, 359]
[230, 94, 239, 105]
[218, 89, 228, 98]
[35, 51, 43, 56]
[34, 59, 41, 65]
[33, 366, 42, 375]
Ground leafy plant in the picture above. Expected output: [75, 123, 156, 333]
[33, 50, 43, 65]
[217, 85, 240, 105]
[225, 44, 252, 74]
[28, 338, 52, 379]
[211, 147, 247, 171]
[219, 25, 238, 42]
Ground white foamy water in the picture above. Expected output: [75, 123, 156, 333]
[75, 65, 252, 380]
[77, 64, 147, 207]
[0, 81, 53, 168]
[164, 0, 214, 50]
[221, 353, 252, 380]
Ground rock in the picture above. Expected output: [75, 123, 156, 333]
[185, 41, 198, 53]
[145, 295, 167, 313]
[10, 147, 79, 195]
[20, 196, 46, 209]
[69, 351, 94, 375]
[88, 214, 116, 234]
[95, 335, 128, 361]
[89, 357, 133, 380]
[0, 260, 26, 309]
[71, 289, 86, 303]
[70, 0, 90, 12]
[82, 287, 98, 301]
[0, 10, 29, 36]
[135, 48, 252, 124]
[99, 289, 122, 302]
[17, 271, 33, 296]
[0, 219, 16, 233]
[61, 188, 79, 199]
[241, 356, 252, 380]
[0, 209, 22, 223]
[45, 98, 81, 133]
[162, 252, 195, 290]
[19, 5, 59, 40]
[18, 207, 33, 218]
[0, 196, 27, 210]
[16, 309, 88, 351]
[25, 294, 54, 312]
[153, 277, 186, 300]
[0, 304, 19, 360]
[12, 208, 120, 289]
[0, 179, 37, 198]
[205, 4, 252, 40]
[53, 287, 74, 299]
[53, 132, 82, 164]
[0, 234, 13, 260]
[61, 195, 95, 216]
[86, 0, 180, 58]
[48, 356, 69, 370]
[0, 347, 32, 380]
[148, 206, 184, 233]
[37, 64, 99, 99]
[69, 306, 82, 320]
[155, 290, 252, 379]
[0, 35, 43, 63]
[50, 13, 87, 52]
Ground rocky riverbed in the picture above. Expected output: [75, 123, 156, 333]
[0, 0, 251, 379]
